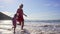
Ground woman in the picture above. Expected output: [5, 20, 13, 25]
[16, 4, 27, 31]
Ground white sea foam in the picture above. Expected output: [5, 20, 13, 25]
[0, 20, 60, 34]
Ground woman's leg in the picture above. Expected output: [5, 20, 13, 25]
[21, 21, 24, 30]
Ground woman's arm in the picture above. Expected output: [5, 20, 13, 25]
[23, 13, 27, 17]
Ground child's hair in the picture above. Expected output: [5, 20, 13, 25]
[14, 14, 17, 18]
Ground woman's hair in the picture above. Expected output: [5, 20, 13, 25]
[20, 4, 23, 8]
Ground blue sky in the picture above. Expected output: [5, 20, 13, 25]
[0, 0, 60, 20]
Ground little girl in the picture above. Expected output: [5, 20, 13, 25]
[12, 14, 17, 34]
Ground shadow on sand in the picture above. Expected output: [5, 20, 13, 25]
[15, 29, 30, 34]
[0, 32, 2, 34]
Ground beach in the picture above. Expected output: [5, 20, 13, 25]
[0, 20, 60, 34]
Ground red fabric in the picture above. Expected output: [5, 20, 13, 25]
[17, 9, 24, 22]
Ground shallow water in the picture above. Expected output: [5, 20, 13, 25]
[0, 20, 60, 34]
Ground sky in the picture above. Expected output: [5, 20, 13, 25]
[0, 0, 60, 20]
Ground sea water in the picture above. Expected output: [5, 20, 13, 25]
[0, 20, 60, 34]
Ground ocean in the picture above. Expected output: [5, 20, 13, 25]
[0, 20, 60, 34]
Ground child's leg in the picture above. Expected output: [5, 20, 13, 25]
[13, 24, 16, 34]
[14, 27, 16, 34]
